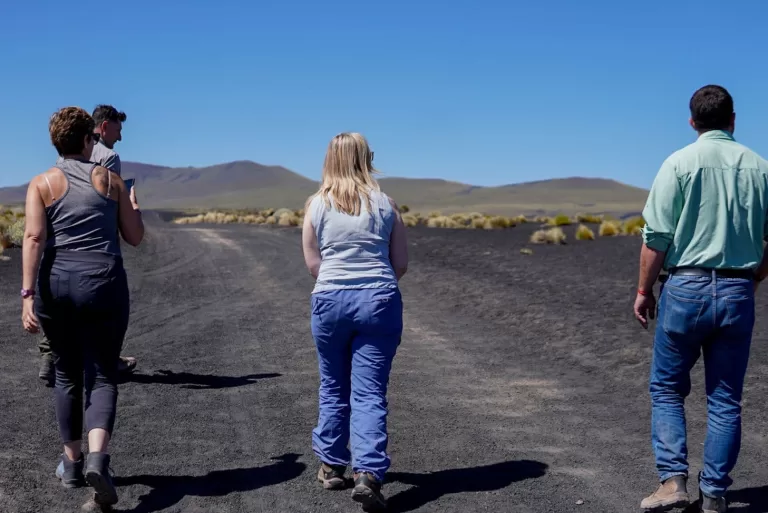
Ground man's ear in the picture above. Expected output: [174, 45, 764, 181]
[689, 117, 697, 131]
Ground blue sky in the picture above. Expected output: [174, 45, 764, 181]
[1, 0, 767, 189]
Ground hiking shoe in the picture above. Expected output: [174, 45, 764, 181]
[700, 490, 727, 513]
[85, 452, 118, 506]
[317, 463, 347, 490]
[118, 356, 137, 374]
[351, 472, 387, 511]
[641, 475, 690, 511]
[39, 354, 54, 386]
[54, 453, 85, 488]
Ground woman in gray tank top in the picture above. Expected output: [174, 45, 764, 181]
[20, 107, 144, 507]
[302, 132, 409, 510]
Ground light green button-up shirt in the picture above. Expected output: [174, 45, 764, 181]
[642, 130, 768, 270]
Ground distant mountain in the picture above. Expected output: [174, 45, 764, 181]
[0, 161, 648, 215]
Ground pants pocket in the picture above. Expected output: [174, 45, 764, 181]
[662, 288, 707, 337]
[364, 290, 403, 334]
[724, 295, 755, 334]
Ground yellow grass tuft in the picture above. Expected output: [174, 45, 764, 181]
[427, 216, 461, 229]
[520, 248, 533, 255]
[484, 216, 511, 229]
[576, 213, 603, 224]
[549, 214, 573, 226]
[265, 215, 277, 225]
[278, 212, 300, 226]
[575, 224, 595, 240]
[599, 220, 621, 237]
[399, 205, 410, 213]
[402, 214, 419, 227]
[530, 227, 566, 244]
[471, 217, 486, 229]
[622, 216, 646, 236]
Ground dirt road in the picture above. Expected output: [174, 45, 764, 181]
[0, 214, 766, 512]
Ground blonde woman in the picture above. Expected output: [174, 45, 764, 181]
[302, 132, 408, 510]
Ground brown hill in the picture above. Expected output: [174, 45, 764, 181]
[0, 161, 648, 215]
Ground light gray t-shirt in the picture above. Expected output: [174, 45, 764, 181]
[309, 190, 398, 293]
[90, 140, 121, 175]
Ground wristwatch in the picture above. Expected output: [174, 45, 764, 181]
[20, 288, 35, 299]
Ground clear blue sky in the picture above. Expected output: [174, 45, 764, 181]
[1, 0, 767, 189]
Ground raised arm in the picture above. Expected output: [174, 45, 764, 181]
[21, 177, 47, 333]
[114, 170, 144, 246]
[388, 196, 408, 280]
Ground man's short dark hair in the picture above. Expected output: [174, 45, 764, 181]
[689, 85, 734, 131]
[92, 104, 127, 126]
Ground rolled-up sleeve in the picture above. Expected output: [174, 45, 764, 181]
[641, 157, 682, 252]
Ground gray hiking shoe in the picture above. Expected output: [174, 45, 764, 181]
[54, 453, 85, 488]
[641, 475, 690, 511]
[85, 452, 118, 506]
[700, 490, 727, 513]
[351, 472, 387, 512]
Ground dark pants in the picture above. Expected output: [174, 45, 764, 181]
[35, 250, 130, 443]
[651, 272, 753, 498]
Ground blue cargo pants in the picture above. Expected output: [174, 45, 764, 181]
[310, 287, 403, 482]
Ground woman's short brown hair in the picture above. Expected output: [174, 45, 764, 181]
[49, 107, 95, 156]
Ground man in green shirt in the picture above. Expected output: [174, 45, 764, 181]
[635, 85, 768, 513]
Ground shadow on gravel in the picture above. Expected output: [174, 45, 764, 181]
[122, 369, 281, 389]
[111, 453, 305, 513]
[385, 459, 548, 512]
[727, 485, 768, 513]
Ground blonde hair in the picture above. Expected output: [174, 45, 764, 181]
[312, 132, 380, 216]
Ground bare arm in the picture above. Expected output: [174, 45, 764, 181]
[638, 244, 666, 293]
[115, 172, 144, 246]
[302, 212, 321, 279]
[22, 178, 46, 292]
[388, 197, 408, 280]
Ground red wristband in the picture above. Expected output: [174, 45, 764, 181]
[637, 289, 651, 296]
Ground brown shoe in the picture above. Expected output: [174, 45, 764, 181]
[317, 463, 347, 490]
[641, 475, 690, 511]
[351, 472, 387, 511]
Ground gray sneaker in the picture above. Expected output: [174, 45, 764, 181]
[85, 452, 118, 506]
[54, 453, 85, 488]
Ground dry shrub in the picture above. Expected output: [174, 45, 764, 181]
[530, 227, 566, 244]
[278, 213, 300, 226]
[399, 205, 410, 213]
[520, 248, 533, 255]
[428, 210, 442, 219]
[223, 214, 238, 223]
[471, 217, 486, 229]
[265, 215, 277, 225]
[549, 214, 572, 226]
[450, 213, 469, 225]
[427, 216, 461, 229]
[0, 217, 25, 248]
[241, 215, 264, 224]
[575, 224, 595, 240]
[599, 220, 621, 237]
[534, 216, 550, 224]
[402, 214, 419, 227]
[622, 216, 646, 235]
[484, 216, 511, 229]
[261, 208, 276, 217]
[513, 215, 528, 224]
[577, 213, 603, 224]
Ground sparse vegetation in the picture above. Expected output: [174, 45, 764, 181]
[575, 224, 595, 240]
[576, 213, 604, 224]
[520, 248, 533, 255]
[622, 216, 646, 236]
[530, 227, 566, 245]
[548, 214, 573, 226]
[599, 220, 621, 237]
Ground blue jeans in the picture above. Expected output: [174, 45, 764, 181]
[310, 287, 403, 482]
[651, 273, 754, 498]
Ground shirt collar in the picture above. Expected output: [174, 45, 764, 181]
[698, 129, 735, 141]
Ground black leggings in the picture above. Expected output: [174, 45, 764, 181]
[35, 249, 129, 443]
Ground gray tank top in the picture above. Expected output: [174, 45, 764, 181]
[45, 157, 121, 256]
[309, 190, 398, 293]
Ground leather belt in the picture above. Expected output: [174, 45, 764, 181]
[667, 267, 754, 279]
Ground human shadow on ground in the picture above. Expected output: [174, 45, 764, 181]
[679, 485, 768, 513]
[122, 369, 281, 389]
[724, 485, 768, 513]
[111, 453, 305, 513]
[385, 459, 548, 512]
